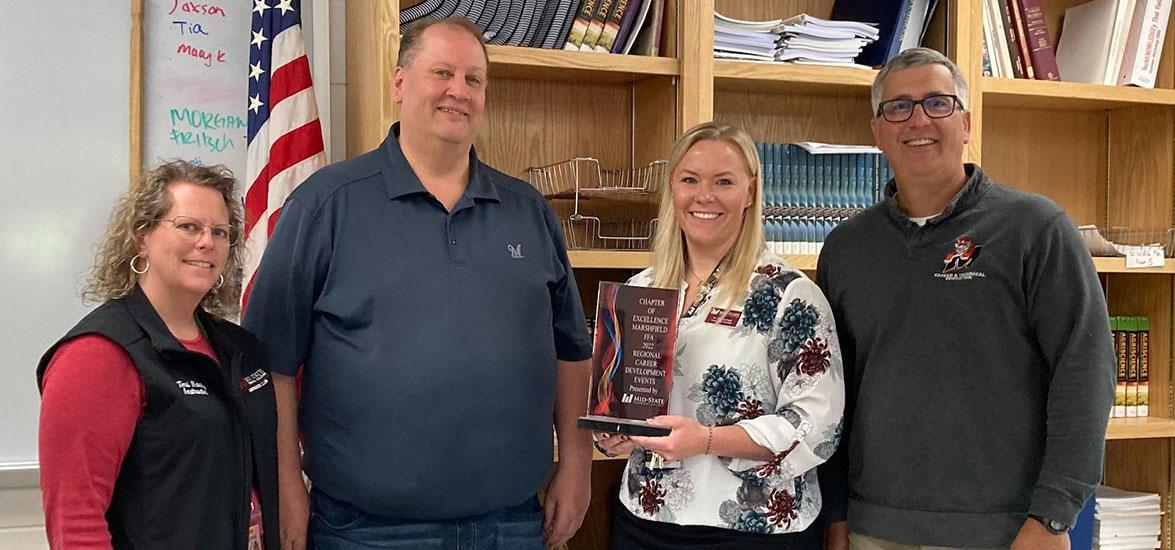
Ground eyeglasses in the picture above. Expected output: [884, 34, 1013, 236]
[876, 94, 964, 122]
[157, 217, 237, 245]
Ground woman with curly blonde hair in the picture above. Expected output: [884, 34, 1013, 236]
[37, 161, 279, 549]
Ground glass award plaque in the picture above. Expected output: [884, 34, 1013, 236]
[577, 282, 680, 437]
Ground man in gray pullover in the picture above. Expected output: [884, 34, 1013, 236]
[818, 48, 1115, 549]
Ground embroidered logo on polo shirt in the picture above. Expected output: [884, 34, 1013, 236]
[507, 244, 524, 259]
[176, 380, 209, 396]
[935, 235, 987, 281]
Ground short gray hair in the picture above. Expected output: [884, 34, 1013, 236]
[871, 47, 969, 116]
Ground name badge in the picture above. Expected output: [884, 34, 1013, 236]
[704, 307, 742, 327]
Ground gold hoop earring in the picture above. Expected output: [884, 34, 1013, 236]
[130, 254, 149, 275]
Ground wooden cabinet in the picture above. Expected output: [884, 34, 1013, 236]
[347, 0, 1175, 547]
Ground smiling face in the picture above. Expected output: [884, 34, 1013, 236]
[871, 63, 971, 188]
[136, 182, 231, 308]
[392, 23, 487, 147]
[671, 139, 756, 260]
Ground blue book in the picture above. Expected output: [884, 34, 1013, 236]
[757, 143, 771, 209]
[832, 0, 937, 68]
[831, 0, 913, 67]
[780, 143, 792, 208]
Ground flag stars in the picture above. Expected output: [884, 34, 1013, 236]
[250, 62, 265, 81]
[253, 0, 269, 16]
[251, 29, 268, 48]
[249, 94, 264, 114]
[276, 0, 295, 16]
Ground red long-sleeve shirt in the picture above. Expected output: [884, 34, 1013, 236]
[38, 333, 229, 549]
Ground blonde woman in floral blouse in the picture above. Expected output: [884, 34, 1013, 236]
[597, 122, 844, 550]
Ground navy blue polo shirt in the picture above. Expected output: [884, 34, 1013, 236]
[243, 123, 592, 520]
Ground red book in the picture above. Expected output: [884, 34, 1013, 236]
[1017, 0, 1061, 80]
[996, 0, 1027, 77]
[1007, 0, 1036, 78]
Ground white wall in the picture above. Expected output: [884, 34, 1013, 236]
[0, 471, 46, 549]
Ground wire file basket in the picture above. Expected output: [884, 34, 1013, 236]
[1080, 226, 1175, 257]
[528, 158, 667, 250]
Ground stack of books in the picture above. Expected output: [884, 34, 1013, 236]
[1093, 485, 1161, 549]
[1110, 316, 1150, 419]
[980, 0, 1061, 80]
[1054, 0, 1173, 87]
[714, 12, 878, 66]
[399, 0, 668, 56]
[757, 142, 890, 255]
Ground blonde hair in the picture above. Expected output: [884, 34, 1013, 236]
[650, 122, 765, 306]
[82, 160, 244, 319]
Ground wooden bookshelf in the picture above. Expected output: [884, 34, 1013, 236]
[349, 0, 1175, 547]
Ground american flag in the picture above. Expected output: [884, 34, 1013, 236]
[242, 0, 326, 309]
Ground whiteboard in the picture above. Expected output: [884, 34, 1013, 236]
[141, 0, 250, 180]
[0, 0, 334, 471]
[0, 3, 131, 467]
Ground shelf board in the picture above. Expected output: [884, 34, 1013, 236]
[981, 77, 1175, 110]
[487, 45, 678, 83]
[570, 252, 1171, 274]
[1093, 257, 1175, 274]
[781, 254, 818, 271]
[714, 60, 877, 96]
[568, 250, 652, 269]
[1106, 417, 1175, 440]
[567, 251, 820, 271]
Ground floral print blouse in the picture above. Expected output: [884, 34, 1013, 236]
[619, 250, 844, 534]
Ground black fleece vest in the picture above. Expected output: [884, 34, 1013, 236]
[37, 286, 279, 550]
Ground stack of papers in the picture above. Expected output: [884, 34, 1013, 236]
[777, 14, 879, 66]
[714, 12, 784, 62]
[1094, 485, 1161, 549]
[714, 12, 878, 67]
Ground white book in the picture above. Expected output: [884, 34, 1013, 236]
[793, 142, 882, 154]
[988, 0, 1015, 78]
[1118, 0, 1174, 87]
[1105, 0, 1140, 84]
[980, 0, 1004, 77]
[1056, 0, 1119, 83]
[900, 0, 934, 52]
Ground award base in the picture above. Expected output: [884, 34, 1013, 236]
[577, 415, 671, 437]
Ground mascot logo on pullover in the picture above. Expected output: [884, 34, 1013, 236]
[942, 236, 982, 275]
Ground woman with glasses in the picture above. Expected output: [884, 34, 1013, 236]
[37, 161, 278, 549]
[596, 122, 844, 550]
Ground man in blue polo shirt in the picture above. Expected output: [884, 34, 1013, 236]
[243, 16, 594, 550]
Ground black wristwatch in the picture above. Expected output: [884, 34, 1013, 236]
[1029, 514, 1070, 534]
